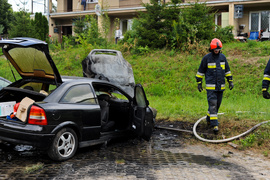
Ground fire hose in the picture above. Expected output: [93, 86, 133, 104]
[155, 113, 270, 143]
[193, 115, 270, 143]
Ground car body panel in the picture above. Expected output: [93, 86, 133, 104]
[132, 84, 154, 141]
[0, 119, 54, 148]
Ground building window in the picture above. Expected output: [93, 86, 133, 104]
[120, 19, 133, 34]
[87, 0, 98, 3]
[261, 11, 269, 31]
[250, 11, 270, 32]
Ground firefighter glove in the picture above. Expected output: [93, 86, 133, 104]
[263, 90, 270, 99]
[229, 81, 234, 90]
[197, 82, 203, 92]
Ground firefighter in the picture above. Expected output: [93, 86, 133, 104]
[196, 38, 234, 134]
[262, 59, 270, 99]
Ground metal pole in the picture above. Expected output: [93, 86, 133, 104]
[47, 0, 50, 29]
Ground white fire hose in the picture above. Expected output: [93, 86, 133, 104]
[193, 113, 270, 143]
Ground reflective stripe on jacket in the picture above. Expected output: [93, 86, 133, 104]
[262, 59, 270, 91]
[196, 52, 232, 91]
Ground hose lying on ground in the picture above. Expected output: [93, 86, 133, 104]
[193, 115, 270, 143]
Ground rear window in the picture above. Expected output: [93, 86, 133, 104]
[8, 47, 54, 75]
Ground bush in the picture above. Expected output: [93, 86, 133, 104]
[121, 1, 216, 53]
[215, 26, 235, 43]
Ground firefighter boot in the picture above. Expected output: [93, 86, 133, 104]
[213, 126, 219, 134]
[206, 116, 210, 126]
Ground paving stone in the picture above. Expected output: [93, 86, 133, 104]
[0, 129, 270, 179]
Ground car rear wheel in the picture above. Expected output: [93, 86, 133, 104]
[48, 128, 78, 161]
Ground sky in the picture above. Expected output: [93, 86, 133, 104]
[8, 0, 55, 13]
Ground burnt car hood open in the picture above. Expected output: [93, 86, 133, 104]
[82, 49, 135, 97]
[0, 37, 62, 85]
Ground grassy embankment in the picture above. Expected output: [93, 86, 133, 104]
[0, 40, 270, 154]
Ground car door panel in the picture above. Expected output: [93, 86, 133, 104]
[42, 103, 101, 141]
[132, 84, 153, 141]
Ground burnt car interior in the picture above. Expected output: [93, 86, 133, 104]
[93, 83, 131, 132]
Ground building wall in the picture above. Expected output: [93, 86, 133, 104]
[57, 0, 65, 13]
[50, 0, 270, 41]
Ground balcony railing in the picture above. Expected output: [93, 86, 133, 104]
[55, 0, 146, 13]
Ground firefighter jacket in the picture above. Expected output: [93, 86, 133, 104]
[196, 52, 233, 91]
[262, 59, 270, 91]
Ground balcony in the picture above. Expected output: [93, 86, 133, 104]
[54, 0, 148, 14]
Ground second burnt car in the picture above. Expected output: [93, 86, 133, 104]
[0, 37, 156, 161]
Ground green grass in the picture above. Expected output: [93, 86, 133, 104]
[24, 163, 44, 174]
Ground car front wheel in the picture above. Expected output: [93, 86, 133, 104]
[48, 128, 78, 161]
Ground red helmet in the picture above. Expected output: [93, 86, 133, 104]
[209, 38, 222, 51]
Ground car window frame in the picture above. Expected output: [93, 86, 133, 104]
[59, 83, 98, 105]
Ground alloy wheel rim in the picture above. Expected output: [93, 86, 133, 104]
[57, 132, 75, 157]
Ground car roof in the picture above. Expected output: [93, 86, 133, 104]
[60, 75, 132, 97]
[61, 75, 116, 85]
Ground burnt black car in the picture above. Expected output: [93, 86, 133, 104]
[0, 37, 156, 161]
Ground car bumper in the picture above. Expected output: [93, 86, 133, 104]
[0, 123, 54, 149]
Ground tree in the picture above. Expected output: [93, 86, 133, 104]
[0, 0, 13, 35]
[123, 0, 181, 49]
[33, 12, 48, 41]
[73, 16, 86, 37]
[73, 15, 106, 46]
[122, 0, 219, 50]
[8, 11, 48, 40]
[0, 25, 4, 34]
[181, 2, 216, 41]
[8, 11, 33, 38]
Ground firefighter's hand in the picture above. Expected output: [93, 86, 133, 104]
[229, 82, 234, 90]
[198, 83, 203, 92]
[263, 91, 270, 99]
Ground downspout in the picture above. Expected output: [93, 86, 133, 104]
[47, 0, 50, 29]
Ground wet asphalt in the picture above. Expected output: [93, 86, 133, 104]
[0, 126, 269, 180]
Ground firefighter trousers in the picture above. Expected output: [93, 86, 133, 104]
[206, 90, 223, 126]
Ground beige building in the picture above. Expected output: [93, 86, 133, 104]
[48, 0, 270, 42]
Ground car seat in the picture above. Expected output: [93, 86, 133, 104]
[98, 99, 115, 131]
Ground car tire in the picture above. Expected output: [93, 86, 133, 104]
[47, 128, 78, 161]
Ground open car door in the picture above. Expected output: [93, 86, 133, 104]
[132, 84, 154, 141]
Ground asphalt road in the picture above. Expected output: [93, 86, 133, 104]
[0, 126, 270, 180]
